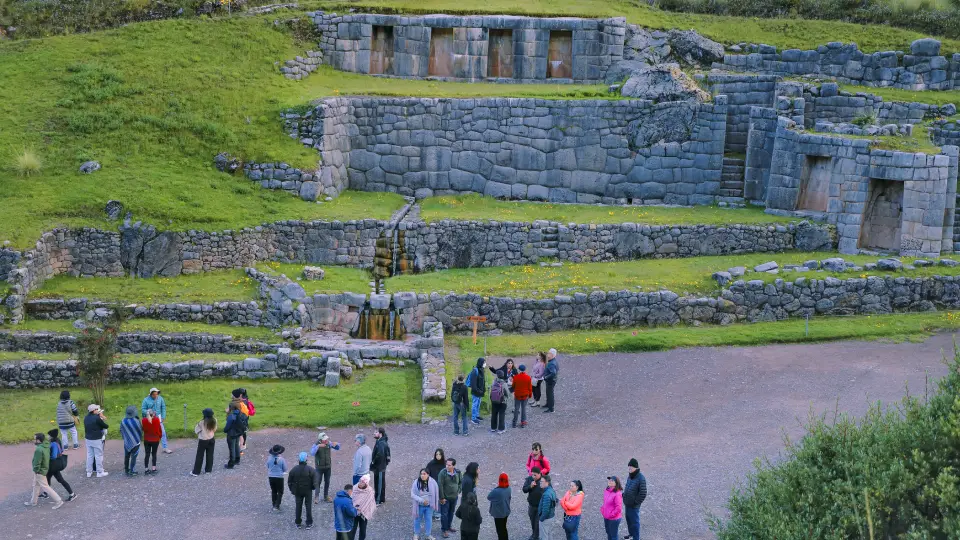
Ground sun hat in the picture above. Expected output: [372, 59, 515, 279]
[149, 387, 159, 394]
[88, 404, 100, 413]
[317, 431, 330, 442]
[270, 444, 285, 455]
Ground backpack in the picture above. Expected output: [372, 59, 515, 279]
[451, 384, 463, 404]
[465, 368, 475, 389]
[244, 399, 256, 417]
[237, 401, 249, 416]
[490, 379, 507, 404]
[229, 412, 248, 436]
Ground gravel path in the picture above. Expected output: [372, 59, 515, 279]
[0, 333, 954, 539]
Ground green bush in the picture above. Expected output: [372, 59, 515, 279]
[709, 347, 960, 538]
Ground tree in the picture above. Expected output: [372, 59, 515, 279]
[75, 307, 126, 407]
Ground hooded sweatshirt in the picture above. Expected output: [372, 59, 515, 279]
[455, 496, 483, 534]
[56, 399, 79, 429]
[266, 452, 287, 478]
[333, 490, 358, 532]
[32, 440, 51, 475]
[120, 407, 143, 451]
[371, 433, 390, 472]
[469, 358, 487, 398]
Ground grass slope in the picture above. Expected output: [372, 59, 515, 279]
[0, 351, 254, 365]
[257, 262, 372, 294]
[31, 270, 257, 304]
[2, 319, 281, 341]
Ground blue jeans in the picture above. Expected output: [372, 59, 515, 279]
[453, 402, 468, 434]
[414, 504, 433, 536]
[563, 515, 581, 540]
[471, 396, 482, 422]
[604, 518, 621, 540]
[159, 420, 168, 449]
[625, 506, 640, 539]
[440, 498, 456, 531]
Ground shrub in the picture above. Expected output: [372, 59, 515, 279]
[13, 147, 41, 176]
[76, 308, 127, 407]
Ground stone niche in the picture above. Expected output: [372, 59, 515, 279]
[370, 25, 395, 75]
[859, 179, 904, 251]
[428, 28, 455, 77]
[547, 30, 572, 79]
[796, 155, 832, 212]
[488, 29, 514, 78]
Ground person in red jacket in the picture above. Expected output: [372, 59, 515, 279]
[141, 409, 163, 475]
[526, 442, 551, 476]
[511, 364, 533, 429]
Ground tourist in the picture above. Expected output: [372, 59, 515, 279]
[538, 475, 558, 540]
[522, 466, 544, 540]
[454, 491, 483, 540]
[526, 442, 551, 476]
[141, 408, 162, 475]
[451, 374, 470, 436]
[461, 462, 479, 498]
[44, 429, 76, 501]
[223, 402, 247, 469]
[266, 444, 288, 510]
[411, 468, 440, 540]
[140, 388, 172, 454]
[559, 480, 584, 540]
[438, 458, 462, 538]
[371, 427, 390, 505]
[488, 358, 519, 381]
[353, 434, 372, 484]
[530, 353, 547, 408]
[543, 349, 559, 413]
[288, 451, 318, 529]
[25, 433, 63, 509]
[487, 472, 512, 540]
[511, 364, 532, 429]
[120, 406, 142, 477]
[190, 408, 217, 476]
[601, 476, 624, 540]
[489, 371, 508, 434]
[309, 431, 340, 504]
[467, 358, 486, 424]
[55, 390, 80, 450]
[623, 458, 648, 540]
[352, 474, 376, 540]
[238, 387, 255, 453]
[334, 484, 358, 540]
[426, 448, 446, 483]
[83, 404, 109, 478]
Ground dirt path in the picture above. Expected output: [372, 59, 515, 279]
[0, 333, 954, 539]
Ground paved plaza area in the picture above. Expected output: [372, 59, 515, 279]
[0, 333, 954, 539]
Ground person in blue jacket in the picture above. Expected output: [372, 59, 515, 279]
[140, 388, 171, 454]
[334, 484, 358, 539]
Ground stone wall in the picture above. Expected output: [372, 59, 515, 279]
[932, 120, 960, 148]
[25, 299, 265, 326]
[243, 162, 324, 201]
[0, 331, 277, 355]
[706, 73, 777, 153]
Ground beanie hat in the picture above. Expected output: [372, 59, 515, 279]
[498, 473, 509, 488]
[125, 405, 137, 418]
[518, 364, 527, 372]
[59, 390, 70, 400]
[202, 408, 214, 418]
[231, 388, 242, 398]
[628, 458, 639, 469]
[298, 452, 308, 463]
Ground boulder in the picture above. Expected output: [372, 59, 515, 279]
[753, 261, 778, 272]
[299, 181, 321, 201]
[728, 266, 746, 277]
[213, 153, 241, 174]
[79, 161, 101, 174]
[302, 266, 325, 280]
[620, 64, 709, 103]
[104, 200, 123, 221]
[712, 271, 733, 287]
[939, 258, 959, 267]
[667, 29, 725, 66]
[910, 38, 941, 56]
[794, 223, 833, 251]
[822, 257, 847, 272]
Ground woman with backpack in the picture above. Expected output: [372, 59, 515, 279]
[223, 402, 246, 469]
[526, 443, 551, 476]
[489, 371, 509, 434]
[55, 390, 80, 450]
[44, 429, 76, 501]
[239, 388, 255, 452]
[266, 444, 287, 510]
[530, 353, 547, 408]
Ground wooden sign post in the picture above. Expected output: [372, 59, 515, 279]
[466, 315, 487, 345]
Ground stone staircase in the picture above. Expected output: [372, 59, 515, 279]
[953, 194, 960, 252]
[538, 226, 560, 258]
[719, 157, 746, 203]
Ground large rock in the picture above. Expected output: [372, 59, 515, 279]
[794, 223, 833, 251]
[79, 161, 101, 174]
[605, 60, 649, 84]
[631, 100, 699, 148]
[120, 222, 183, 278]
[620, 64, 709, 103]
[667, 30, 725, 66]
[910, 38, 941, 56]
[877, 258, 902, 271]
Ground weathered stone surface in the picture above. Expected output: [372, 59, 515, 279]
[620, 64, 709, 103]
[302, 266, 325, 280]
[667, 29, 725, 66]
[79, 161, 101, 174]
[877, 258, 903, 271]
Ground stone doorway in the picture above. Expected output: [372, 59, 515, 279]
[487, 29, 514, 78]
[370, 25, 394, 75]
[547, 30, 572, 79]
[428, 28, 455, 77]
[859, 179, 904, 251]
[796, 155, 832, 212]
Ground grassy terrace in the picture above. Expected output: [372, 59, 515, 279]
[838, 84, 960, 107]
[258, 262, 372, 294]
[31, 270, 257, 304]
[1, 319, 280, 341]
[0, 351, 254, 364]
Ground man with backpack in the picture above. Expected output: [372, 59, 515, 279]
[467, 358, 486, 425]
[451, 374, 470, 436]
[223, 402, 248, 469]
[489, 371, 509, 433]
[543, 349, 560, 413]
[371, 427, 390, 505]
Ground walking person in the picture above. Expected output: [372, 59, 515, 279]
[352, 434, 372, 484]
[511, 364, 532, 429]
[288, 452, 318, 529]
[371, 427, 390, 505]
[451, 374, 469, 436]
[351, 474, 376, 540]
[438, 458, 462, 538]
[24, 433, 63, 509]
[120, 406, 142, 477]
[141, 408, 162, 475]
[454, 492, 483, 540]
[467, 358, 486, 425]
[83, 404, 109, 478]
[141, 388, 172, 454]
[223, 402, 247, 469]
[266, 444, 288, 510]
[538, 475, 558, 540]
[461, 462, 479, 499]
[601, 476, 624, 540]
[487, 473, 512, 540]
[559, 481, 584, 540]
[530, 353, 547, 408]
[623, 459, 647, 540]
[522, 467, 544, 540]
[310, 431, 340, 503]
[334, 485, 358, 540]
[55, 390, 80, 450]
[543, 349, 559, 413]
[489, 371, 508, 434]
[411, 468, 440, 540]
[526, 442, 551, 476]
[238, 388, 255, 453]
[190, 408, 217, 476]
[44, 429, 76, 501]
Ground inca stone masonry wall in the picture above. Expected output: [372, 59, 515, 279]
[25, 299, 265, 327]
[0, 331, 277, 355]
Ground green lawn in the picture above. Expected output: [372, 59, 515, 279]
[839, 84, 960, 108]
[257, 262, 372, 295]
[420, 194, 797, 226]
[30, 270, 257, 304]
[0, 351, 254, 364]
[3, 319, 281, 341]
[0, 366, 421, 443]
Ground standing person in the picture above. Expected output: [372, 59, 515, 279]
[425, 448, 446, 484]
[538, 475, 558, 540]
[238, 388, 255, 453]
[223, 402, 247, 469]
[526, 443, 551, 476]
[266, 444, 288, 511]
[467, 358, 486, 425]
[45, 429, 76, 501]
[140, 388, 172, 454]
[141, 408, 162, 475]
[543, 349, 559, 413]
[489, 371, 508, 434]
[120, 406, 142, 477]
[530, 353, 547, 408]
[288, 452, 318, 530]
[438, 458, 462, 538]
[351, 474, 376, 540]
[334, 485, 358, 540]
[83, 404, 109, 478]
[371, 427, 390, 505]
[601, 476, 624, 540]
[310, 432, 340, 504]
[55, 390, 80, 450]
[352, 434, 372, 484]
[451, 374, 469, 436]
[511, 364, 532, 429]
[24, 433, 63, 509]
[522, 467, 544, 540]
[461, 462, 479, 499]
[190, 408, 217, 477]
[488, 358, 519, 381]
[623, 459, 647, 540]
[559, 481, 584, 540]
[487, 473, 512, 540]
[454, 492, 482, 540]
[411, 468, 440, 540]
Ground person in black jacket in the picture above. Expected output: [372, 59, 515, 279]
[623, 458, 647, 540]
[451, 374, 470, 436]
[288, 452, 319, 530]
[371, 427, 390, 505]
[469, 358, 486, 425]
[83, 404, 109, 478]
[522, 466, 544, 540]
[455, 491, 483, 540]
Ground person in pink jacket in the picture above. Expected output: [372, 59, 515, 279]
[601, 476, 623, 540]
[526, 442, 551, 476]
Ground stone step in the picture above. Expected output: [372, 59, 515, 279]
[717, 196, 746, 205]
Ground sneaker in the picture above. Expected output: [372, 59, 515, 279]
[163, 448, 173, 454]
[489, 429, 497, 433]
[624, 536, 633, 540]
[189, 472, 199, 477]
[23, 502, 36, 507]
[305, 524, 313, 530]
[530, 402, 540, 407]
[73, 444, 80, 449]
[443, 533, 451, 538]
[521, 421, 528, 428]
[96, 472, 109, 478]
[296, 524, 302, 530]
[38, 492, 49, 499]
[129, 471, 139, 476]
[52, 501, 64, 510]
[224, 464, 235, 469]
[497, 430, 505, 434]
[449, 528, 458, 533]
[325, 497, 333, 503]
[86, 472, 92, 478]
[68, 493, 78, 502]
